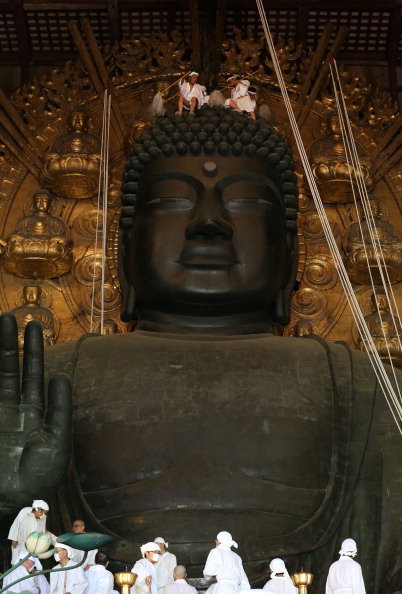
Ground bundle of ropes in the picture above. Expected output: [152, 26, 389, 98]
[255, 0, 402, 433]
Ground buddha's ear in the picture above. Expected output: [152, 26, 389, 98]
[272, 230, 298, 325]
[118, 226, 137, 322]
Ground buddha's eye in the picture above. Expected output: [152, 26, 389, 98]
[225, 197, 275, 212]
[146, 197, 193, 210]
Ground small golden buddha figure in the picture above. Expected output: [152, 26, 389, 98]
[12, 284, 57, 352]
[3, 189, 72, 279]
[343, 199, 402, 284]
[358, 290, 402, 369]
[41, 107, 101, 199]
[310, 112, 373, 203]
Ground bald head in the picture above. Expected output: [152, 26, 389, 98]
[174, 566, 187, 580]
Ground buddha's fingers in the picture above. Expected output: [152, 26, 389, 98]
[21, 321, 45, 421]
[0, 313, 21, 403]
[43, 373, 72, 449]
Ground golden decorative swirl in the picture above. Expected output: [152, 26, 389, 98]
[302, 211, 340, 240]
[84, 282, 121, 313]
[73, 207, 111, 238]
[74, 252, 103, 286]
[304, 257, 338, 290]
[291, 286, 328, 320]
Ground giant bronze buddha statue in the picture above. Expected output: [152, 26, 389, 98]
[0, 107, 400, 594]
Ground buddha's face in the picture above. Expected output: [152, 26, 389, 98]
[23, 285, 40, 305]
[68, 110, 88, 132]
[128, 154, 290, 318]
[328, 114, 341, 136]
[33, 192, 51, 213]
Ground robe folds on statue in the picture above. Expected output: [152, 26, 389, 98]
[44, 330, 402, 594]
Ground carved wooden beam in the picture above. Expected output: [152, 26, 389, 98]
[80, 18, 126, 139]
[371, 111, 402, 162]
[297, 26, 349, 130]
[0, 88, 42, 153]
[11, 0, 30, 86]
[293, 23, 334, 121]
[0, 124, 39, 177]
[107, 0, 121, 44]
[67, 20, 125, 146]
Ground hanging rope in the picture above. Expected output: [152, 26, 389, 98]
[90, 89, 111, 334]
[255, 0, 402, 433]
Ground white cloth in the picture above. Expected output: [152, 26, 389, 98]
[69, 549, 98, 569]
[325, 557, 366, 594]
[262, 577, 297, 594]
[13, 513, 45, 565]
[155, 552, 177, 589]
[203, 546, 250, 594]
[2, 564, 39, 594]
[161, 579, 197, 594]
[84, 564, 114, 594]
[131, 558, 158, 594]
[9, 509, 47, 565]
[230, 80, 250, 100]
[34, 572, 51, 594]
[50, 559, 88, 594]
[178, 81, 206, 108]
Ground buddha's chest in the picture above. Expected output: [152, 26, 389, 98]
[72, 337, 334, 496]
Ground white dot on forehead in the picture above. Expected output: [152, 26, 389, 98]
[203, 161, 217, 177]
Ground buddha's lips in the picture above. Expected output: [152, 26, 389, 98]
[178, 246, 238, 266]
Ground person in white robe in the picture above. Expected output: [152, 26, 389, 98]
[154, 538, 176, 590]
[49, 543, 87, 594]
[131, 542, 161, 594]
[177, 72, 207, 114]
[3, 555, 40, 594]
[160, 565, 196, 594]
[84, 551, 114, 594]
[203, 531, 250, 594]
[67, 520, 97, 571]
[262, 559, 297, 594]
[326, 539, 366, 594]
[225, 76, 256, 118]
[8, 500, 50, 565]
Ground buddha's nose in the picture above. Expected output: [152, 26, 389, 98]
[185, 193, 233, 241]
[185, 214, 233, 241]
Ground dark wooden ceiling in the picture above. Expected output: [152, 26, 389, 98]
[2, 0, 402, 95]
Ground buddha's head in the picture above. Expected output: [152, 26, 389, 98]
[327, 112, 342, 137]
[33, 189, 52, 215]
[23, 283, 41, 305]
[371, 290, 389, 313]
[119, 107, 299, 333]
[68, 107, 90, 133]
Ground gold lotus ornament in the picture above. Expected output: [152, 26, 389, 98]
[291, 571, 314, 594]
[115, 572, 137, 594]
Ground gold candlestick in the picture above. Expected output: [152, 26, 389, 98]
[291, 571, 314, 594]
[115, 572, 137, 594]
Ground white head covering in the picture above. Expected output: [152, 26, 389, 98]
[217, 531, 238, 549]
[55, 543, 72, 558]
[32, 500, 49, 511]
[154, 537, 168, 548]
[140, 542, 161, 558]
[227, 75, 239, 82]
[339, 538, 357, 557]
[189, 71, 199, 77]
[269, 558, 289, 577]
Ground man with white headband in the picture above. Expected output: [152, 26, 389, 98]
[225, 76, 256, 119]
[203, 531, 250, 594]
[154, 537, 177, 590]
[8, 500, 51, 565]
[177, 71, 207, 115]
[131, 542, 161, 594]
[50, 543, 87, 594]
[325, 539, 366, 594]
[3, 552, 42, 594]
[262, 559, 297, 594]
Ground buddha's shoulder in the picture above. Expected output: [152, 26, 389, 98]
[43, 330, 377, 369]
